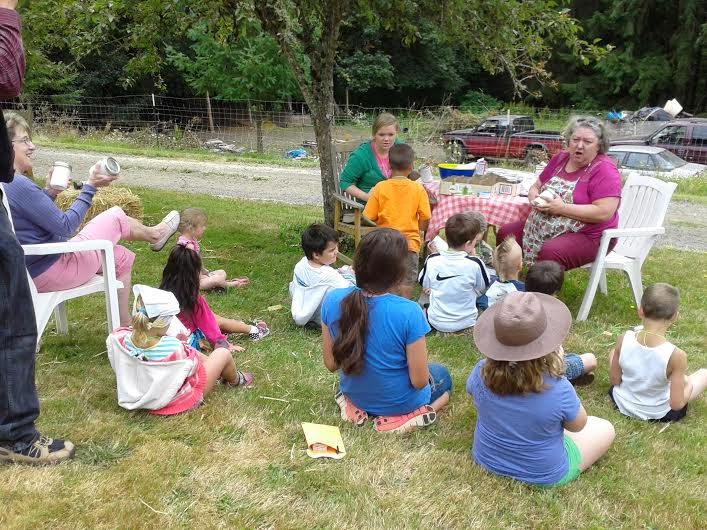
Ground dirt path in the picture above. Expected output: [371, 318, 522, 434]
[34, 147, 706, 252]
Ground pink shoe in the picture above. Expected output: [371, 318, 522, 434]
[374, 405, 436, 434]
[223, 370, 254, 388]
[334, 391, 368, 426]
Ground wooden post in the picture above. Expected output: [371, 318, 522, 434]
[205, 91, 215, 133]
[504, 108, 512, 160]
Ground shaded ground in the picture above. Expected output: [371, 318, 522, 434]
[34, 146, 706, 252]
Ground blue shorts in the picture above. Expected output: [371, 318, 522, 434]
[564, 353, 585, 381]
[428, 363, 452, 403]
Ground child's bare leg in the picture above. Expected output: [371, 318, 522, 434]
[215, 314, 251, 334]
[686, 368, 707, 402]
[199, 270, 227, 290]
[564, 416, 615, 472]
[580, 353, 597, 374]
[117, 272, 132, 327]
[200, 349, 237, 395]
[430, 391, 450, 412]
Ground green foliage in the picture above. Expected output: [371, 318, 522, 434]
[337, 51, 395, 94]
[166, 22, 302, 102]
[459, 91, 502, 113]
[550, 0, 707, 112]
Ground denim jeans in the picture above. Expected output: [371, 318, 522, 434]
[428, 362, 453, 403]
[0, 189, 40, 446]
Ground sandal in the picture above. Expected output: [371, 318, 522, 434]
[223, 370, 254, 388]
[374, 405, 436, 434]
[334, 391, 368, 426]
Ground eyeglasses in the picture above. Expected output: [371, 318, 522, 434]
[12, 136, 33, 146]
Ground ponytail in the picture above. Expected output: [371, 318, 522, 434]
[330, 228, 409, 375]
[130, 310, 152, 348]
[332, 289, 368, 375]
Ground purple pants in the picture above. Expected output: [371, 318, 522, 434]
[497, 219, 615, 271]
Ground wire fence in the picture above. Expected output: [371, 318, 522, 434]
[1, 95, 668, 164]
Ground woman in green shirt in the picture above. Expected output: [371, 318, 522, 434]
[339, 113, 399, 202]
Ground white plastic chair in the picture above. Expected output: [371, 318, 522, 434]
[576, 174, 677, 321]
[1, 184, 122, 339]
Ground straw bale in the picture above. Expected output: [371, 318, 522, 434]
[55, 187, 143, 228]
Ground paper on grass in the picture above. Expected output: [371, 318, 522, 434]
[301, 422, 346, 459]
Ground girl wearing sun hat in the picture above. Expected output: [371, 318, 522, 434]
[466, 291, 615, 486]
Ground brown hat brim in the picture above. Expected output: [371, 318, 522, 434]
[473, 293, 571, 361]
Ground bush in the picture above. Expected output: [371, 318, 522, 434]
[459, 90, 502, 113]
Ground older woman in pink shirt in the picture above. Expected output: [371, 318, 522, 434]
[497, 116, 622, 271]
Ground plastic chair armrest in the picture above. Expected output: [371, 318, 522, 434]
[22, 239, 114, 256]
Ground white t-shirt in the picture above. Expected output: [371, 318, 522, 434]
[289, 257, 352, 326]
[418, 249, 490, 332]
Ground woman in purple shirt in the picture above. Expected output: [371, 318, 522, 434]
[497, 117, 622, 270]
[3, 112, 180, 326]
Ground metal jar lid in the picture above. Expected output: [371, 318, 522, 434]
[103, 157, 120, 175]
[53, 161, 72, 170]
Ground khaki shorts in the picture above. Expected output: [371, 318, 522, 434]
[407, 251, 420, 286]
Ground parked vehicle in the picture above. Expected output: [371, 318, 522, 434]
[611, 118, 707, 164]
[442, 115, 564, 164]
[608, 145, 706, 179]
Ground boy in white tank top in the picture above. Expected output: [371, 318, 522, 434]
[608, 283, 707, 422]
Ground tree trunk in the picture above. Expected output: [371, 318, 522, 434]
[310, 104, 336, 226]
[254, 0, 347, 225]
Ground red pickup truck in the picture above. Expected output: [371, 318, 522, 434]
[611, 118, 707, 164]
[442, 115, 565, 164]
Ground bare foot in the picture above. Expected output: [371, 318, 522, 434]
[228, 343, 246, 353]
[226, 277, 249, 288]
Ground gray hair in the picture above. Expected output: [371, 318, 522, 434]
[563, 116, 610, 154]
[3, 111, 31, 139]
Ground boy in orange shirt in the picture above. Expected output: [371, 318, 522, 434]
[364, 143, 431, 298]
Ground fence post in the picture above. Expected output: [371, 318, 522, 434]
[504, 108, 512, 160]
[151, 93, 159, 148]
[206, 91, 215, 133]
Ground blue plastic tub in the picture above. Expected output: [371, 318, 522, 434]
[439, 163, 475, 179]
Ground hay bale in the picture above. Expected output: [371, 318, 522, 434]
[55, 187, 143, 228]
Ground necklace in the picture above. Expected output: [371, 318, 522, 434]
[637, 329, 667, 346]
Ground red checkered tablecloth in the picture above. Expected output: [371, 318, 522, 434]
[423, 180, 532, 241]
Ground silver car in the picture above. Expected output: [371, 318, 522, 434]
[608, 145, 706, 179]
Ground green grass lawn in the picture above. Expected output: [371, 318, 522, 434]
[2, 188, 705, 529]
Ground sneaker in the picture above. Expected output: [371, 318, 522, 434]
[571, 372, 596, 386]
[335, 391, 368, 426]
[223, 370, 254, 388]
[248, 321, 270, 342]
[374, 405, 436, 434]
[150, 210, 180, 251]
[0, 434, 75, 465]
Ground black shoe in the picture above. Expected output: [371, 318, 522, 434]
[0, 434, 75, 465]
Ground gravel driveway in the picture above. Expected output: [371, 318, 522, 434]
[34, 147, 706, 252]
